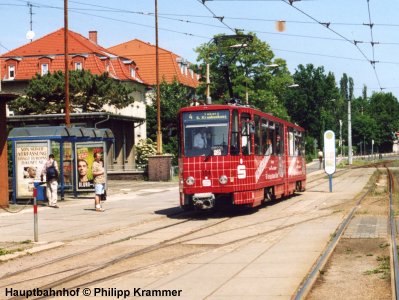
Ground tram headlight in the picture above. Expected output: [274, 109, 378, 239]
[219, 175, 228, 185]
[186, 176, 195, 185]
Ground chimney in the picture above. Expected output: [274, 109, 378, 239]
[89, 31, 98, 44]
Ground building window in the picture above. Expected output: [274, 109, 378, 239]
[41, 64, 49, 76]
[8, 65, 15, 79]
[75, 62, 82, 70]
[130, 67, 136, 78]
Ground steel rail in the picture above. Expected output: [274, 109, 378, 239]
[387, 167, 399, 300]
[292, 175, 372, 300]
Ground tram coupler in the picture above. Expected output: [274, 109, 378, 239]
[193, 193, 215, 209]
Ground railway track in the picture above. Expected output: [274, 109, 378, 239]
[3, 204, 337, 300]
[1, 165, 382, 299]
[294, 163, 399, 300]
[2, 181, 344, 300]
[0, 168, 338, 282]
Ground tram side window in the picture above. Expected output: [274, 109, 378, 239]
[241, 113, 251, 155]
[275, 123, 283, 155]
[261, 118, 268, 155]
[254, 115, 261, 155]
[295, 131, 305, 156]
[288, 128, 295, 156]
[230, 110, 239, 155]
[266, 121, 275, 156]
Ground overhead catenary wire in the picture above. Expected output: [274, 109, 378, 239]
[3, 0, 396, 95]
[196, 0, 236, 34]
[7, 1, 399, 47]
[279, 0, 384, 91]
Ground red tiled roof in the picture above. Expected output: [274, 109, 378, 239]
[0, 28, 146, 84]
[108, 39, 199, 88]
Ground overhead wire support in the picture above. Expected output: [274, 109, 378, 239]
[279, 0, 383, 92]
[196, 0, 236, 34]
[365, 0, 377, 64]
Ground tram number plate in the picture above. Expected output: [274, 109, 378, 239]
[202, 179, 211, 186]
[213, 148, 222, 156]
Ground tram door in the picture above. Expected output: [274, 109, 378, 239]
[240, 113, 252, 156]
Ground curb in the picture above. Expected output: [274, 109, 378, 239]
[0, 241, 64, 262]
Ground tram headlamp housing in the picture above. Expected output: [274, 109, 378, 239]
[186, 176, 195, 185]
[219, 175, 228, 185]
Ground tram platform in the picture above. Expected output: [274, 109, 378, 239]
[0, 166, 379, 299]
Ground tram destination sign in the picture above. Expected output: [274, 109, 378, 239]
[183, 110, 229, 123]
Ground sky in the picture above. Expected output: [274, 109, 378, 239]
[1, 0, 399, 99]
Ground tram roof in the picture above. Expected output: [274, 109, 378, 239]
[179, 104, 304, 131]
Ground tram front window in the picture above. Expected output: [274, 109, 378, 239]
[182, 110, 229, 157]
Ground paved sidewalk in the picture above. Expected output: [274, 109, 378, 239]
[0, 180, 179, 245]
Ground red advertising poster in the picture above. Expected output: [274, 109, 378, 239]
[75, 142, 106, 191]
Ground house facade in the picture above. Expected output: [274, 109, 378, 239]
[1, 28, 149, 171]
[108, 39, 200, 100]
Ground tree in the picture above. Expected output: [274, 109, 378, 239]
[146, 80, 193, 164]
[9, 70, 135, 114]
[368, 92, 399, 152]
[195, 32, 292, 119]
[284, 64, 340, 145]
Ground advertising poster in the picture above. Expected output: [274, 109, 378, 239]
[63, 142, 73, 186]
[16, 141, 49, 198]
[75, 142, 106, 192]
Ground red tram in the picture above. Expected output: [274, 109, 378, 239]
[178, 104, 306, 210]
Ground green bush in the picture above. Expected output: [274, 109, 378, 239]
[135, 138, 157, 166]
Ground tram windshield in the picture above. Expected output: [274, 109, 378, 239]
[182, 110, 229, 157]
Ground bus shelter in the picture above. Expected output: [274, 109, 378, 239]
[8, 126, 114, 203]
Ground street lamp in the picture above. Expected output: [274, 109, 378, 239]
[287, 83, 299, 88]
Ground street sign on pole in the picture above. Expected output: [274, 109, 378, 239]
[324, 130, 336, 192]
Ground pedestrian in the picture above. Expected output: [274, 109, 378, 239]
[41, 154, 59, 208]
[92, 152, 106, 212]
[318, 149, 323, 170]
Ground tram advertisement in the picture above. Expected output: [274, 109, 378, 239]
[75, 142, 106, 191]
[15, 141, 49, 198]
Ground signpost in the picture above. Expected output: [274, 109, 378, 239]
[324, 130, 336, 192]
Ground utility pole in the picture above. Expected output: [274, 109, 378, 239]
[245, 81, 248, 105]
[155, 0, 162, 154]
[64, 0, 70, 127]
[339, 119, 342, 158]
[206, 63, 211, 104]
[348, 98, 352, 164]
[28, 3, 34, 42]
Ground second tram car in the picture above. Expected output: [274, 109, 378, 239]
[178, 104, 306, 210]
